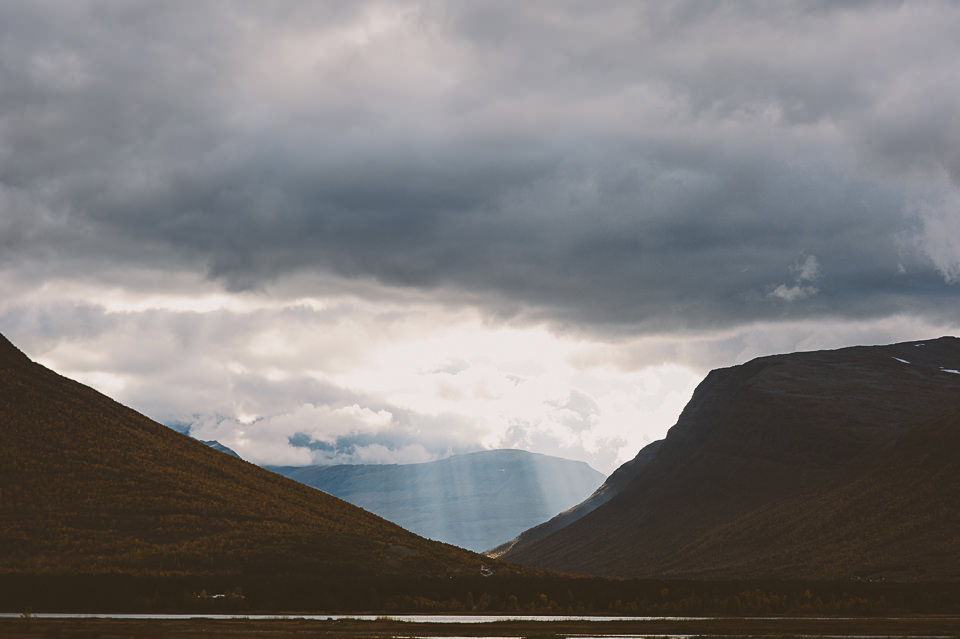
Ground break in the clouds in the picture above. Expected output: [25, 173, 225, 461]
[2, 2, 960, 472]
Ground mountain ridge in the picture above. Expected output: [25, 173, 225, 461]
[268, 448, 604, 552]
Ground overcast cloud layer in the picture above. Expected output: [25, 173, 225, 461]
[2, 2, 960, 472]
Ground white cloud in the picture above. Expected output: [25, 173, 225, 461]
[794, 254, 821, 282]
[914, 191, 960, 284]
[768, 254, 821, 302]
[769, 283, 818, 302]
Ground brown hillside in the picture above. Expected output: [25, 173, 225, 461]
[0, 333, 502, 577]
[503, 337, 960, 580]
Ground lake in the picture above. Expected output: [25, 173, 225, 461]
[2, 613, 958, 638]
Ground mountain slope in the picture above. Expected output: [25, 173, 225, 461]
[269, 450, 604, 553]
[489, 440, 661, 557]
[0, 333, 501, 577]
[502, 337, 960, 580]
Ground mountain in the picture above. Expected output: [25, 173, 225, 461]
[502, 337, 960, 580]
[200, 439, 241, 458]
[268, 449, 604, 553]
[488, 440, 661, 557]
[0, 333, 502, 578]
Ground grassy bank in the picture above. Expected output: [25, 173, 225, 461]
[3, 574, 960, 616]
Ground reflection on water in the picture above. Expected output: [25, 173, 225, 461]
[0, 613, 955, 638]
[0, 613, 704, 622]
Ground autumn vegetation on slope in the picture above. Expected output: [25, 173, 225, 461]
[0, 334, 504, 578]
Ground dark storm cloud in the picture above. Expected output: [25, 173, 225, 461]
[2, 1, 959, 334]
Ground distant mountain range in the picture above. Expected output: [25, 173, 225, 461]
[501, 337, 960, 581]
[268, 449, 604, 552]
[0, 333, 504, 578]
[200, 439, 240, 457]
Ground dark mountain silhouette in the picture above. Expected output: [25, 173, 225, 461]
[268, 449, 604, 553]
[488, 440, 661, 557]
[502, 337, 960, 580]
[0, 333, 506, 578]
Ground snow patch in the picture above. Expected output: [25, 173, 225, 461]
[891, 357, 910, 364]
[914, 343, 926, 347]
[940, 367, 960, 375]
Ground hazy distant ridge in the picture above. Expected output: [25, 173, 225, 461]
[269, 449, 604, 552]
[200, 439, 240, 458]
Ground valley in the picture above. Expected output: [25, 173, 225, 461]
[5, 2, 960, 633]
[2, 332, 959, 620]
[267, 449, 604, 552]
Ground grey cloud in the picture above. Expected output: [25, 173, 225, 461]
[0, 304, 120, 352]
[2, 2, 960, 336]
[287, 430, 479, 465]
[188, 399, 490, 467]
[227, 373, 353, 416]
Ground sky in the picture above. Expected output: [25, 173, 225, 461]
[2, 1, 960, 474]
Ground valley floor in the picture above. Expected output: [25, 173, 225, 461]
[2, 615, 960, 638]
